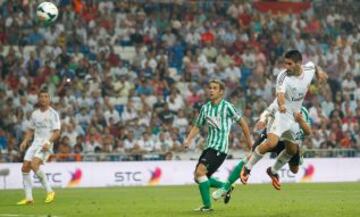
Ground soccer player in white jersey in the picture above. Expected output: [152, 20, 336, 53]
[240, 50, 327, 189]
[212, 105, 311, 200]
[17, 87, 61, 205]
[184, 79, 252, 212]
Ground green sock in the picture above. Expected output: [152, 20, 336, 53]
[209, 177, 225, 189]
[224, 160, 245, 190]
[198, 176, 211, 208]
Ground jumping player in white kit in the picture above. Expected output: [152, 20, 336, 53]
[240, 50, 328, 189]
[17, 87, 61, 205]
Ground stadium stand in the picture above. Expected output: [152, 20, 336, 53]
[0, 0, 359, 162]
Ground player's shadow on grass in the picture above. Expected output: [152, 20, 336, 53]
[180, 210, 216, 216]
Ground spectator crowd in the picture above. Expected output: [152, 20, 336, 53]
[0, 0, 359, 162]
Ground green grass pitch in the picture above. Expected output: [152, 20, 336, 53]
[0, 183, 360, 217]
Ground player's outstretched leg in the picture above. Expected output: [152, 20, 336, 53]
[266, 167, 281, 190]
[17, 161, 34, 205]
[241, 147, 261, 184]
[288, 146, 301, 174]
[212, 160, 245, 203]
[223, 186, 234, 204]
[31, 158, 55, 203]
[267, 142, 297, 190]
[242, 133, 279, 184]
[209, 177, 225, 189]
[223, 160, 244, 204]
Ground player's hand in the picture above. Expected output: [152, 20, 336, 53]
[246, 139, 253, 151]
[279, 105, 286, 113]
[254, 121, 266, 132]
[42, 144, 50, 152]
[20, 141, 28, 152]
[41, 140, 52, 152]
[318, 73, 328, 83]
[316, 67, 328, 83]
[294, 112, 304, 123]
[183, 139, 191, 150]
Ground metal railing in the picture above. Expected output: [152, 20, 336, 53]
[302, 149, 359, 158]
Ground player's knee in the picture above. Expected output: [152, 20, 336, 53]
[194, 164, 207, 178]
[266, 140, 277, 149]
[30, 161, 40, 172]
[261, 138, 277, 151]
[286, 145, 298, 156]
[195, 169, 206, 178]
[21, 164, 31, 173]
[289, 165, 299, 174]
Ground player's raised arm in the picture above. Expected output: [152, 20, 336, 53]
[315, 65, 328, 84]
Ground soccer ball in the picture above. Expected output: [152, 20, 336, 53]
[36, 2, 59, 24]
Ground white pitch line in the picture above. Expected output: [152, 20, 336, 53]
[0, 214, 63, 217]
[0, 215, 20, 217]
[0, 215, 21, 217]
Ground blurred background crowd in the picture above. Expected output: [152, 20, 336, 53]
[0, 0, 359, 162]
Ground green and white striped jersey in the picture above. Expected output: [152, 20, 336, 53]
[194, 99, 242, 154]
[295, 106, 311, 141]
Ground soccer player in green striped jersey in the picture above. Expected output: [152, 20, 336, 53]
[184, 79, 252, 212]
[212, 106, 311, 200]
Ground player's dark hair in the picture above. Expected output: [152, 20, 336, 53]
[284, 50, 302, 63]
[209, 79, 225, 91]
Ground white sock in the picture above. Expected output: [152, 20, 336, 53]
[22, 172, 33, 201]
[271, 150, 293, 174]
[244, 146, 264, 170]
[35, 170, 53, 193]
[197, 176, 208, 183]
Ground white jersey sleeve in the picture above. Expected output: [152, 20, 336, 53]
[302, 61, 316, 81]
[276, 70, 288, 93]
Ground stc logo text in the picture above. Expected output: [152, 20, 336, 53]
[114, 171, 142, 182]
[33, 173, 62, 183]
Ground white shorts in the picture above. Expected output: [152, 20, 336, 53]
[24, 145, 51, 162]
[267, 112, 298, 144]
[280, 131, 300, 146]
[283, 123, 304, 146]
